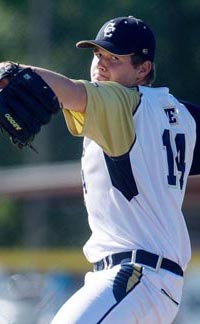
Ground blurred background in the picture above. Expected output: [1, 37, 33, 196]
[0, 0, 199, 323]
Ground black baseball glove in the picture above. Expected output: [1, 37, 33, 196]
[0, 62, 60, 151]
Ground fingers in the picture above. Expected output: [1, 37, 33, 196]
[0, 61, 19, 88]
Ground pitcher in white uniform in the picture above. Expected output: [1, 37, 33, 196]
[3, 15, 199, 324]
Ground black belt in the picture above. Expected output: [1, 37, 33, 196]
[93, 249, 183, 277]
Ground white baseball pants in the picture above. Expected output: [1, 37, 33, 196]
[51, 263, 183, 324]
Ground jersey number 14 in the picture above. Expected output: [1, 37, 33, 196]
[162, 129, 186, 190]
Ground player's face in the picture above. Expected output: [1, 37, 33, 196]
[90, 47, 148, 87]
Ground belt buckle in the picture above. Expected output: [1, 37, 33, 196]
[131, 250, 163, 272]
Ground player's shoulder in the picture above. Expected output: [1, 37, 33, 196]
[100, 80, 139, 93]
[81, 79, 140, 110]
[103, 81, 141, 109]
[100, 80, 141, 103]
[80, 79, 139, 93]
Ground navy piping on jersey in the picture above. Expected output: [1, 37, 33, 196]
[180, 100, 200, 175]
[96, 265, 143, 323]
[104, 140, 138, 201]
[103, 90, 141, 201]
[133, 88, 142, 117]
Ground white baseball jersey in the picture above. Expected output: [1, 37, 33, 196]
[63, 81, 196, 271]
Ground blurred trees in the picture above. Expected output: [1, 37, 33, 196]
[0, 0, 199, 247]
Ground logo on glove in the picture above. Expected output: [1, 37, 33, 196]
[5, 113, 22, 131]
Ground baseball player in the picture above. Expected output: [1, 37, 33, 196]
[0, 15, 200, 324]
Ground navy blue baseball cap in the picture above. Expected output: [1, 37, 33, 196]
[76, 16, 156, 61]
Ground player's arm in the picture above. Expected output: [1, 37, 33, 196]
[0, 62, 87, 113]
[31, 67, 140, 156]
[32, 66, 87, 113]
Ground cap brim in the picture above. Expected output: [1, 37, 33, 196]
[76, 40, 134, 56]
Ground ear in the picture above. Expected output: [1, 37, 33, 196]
[138, 61, 152, 76]
[135, 61, 152, 85]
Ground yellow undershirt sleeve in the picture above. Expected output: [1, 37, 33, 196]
[63, 80, 140, 156]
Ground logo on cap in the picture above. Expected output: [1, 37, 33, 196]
[142, 49, 149, 55]
[103, 22, 116, 38]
